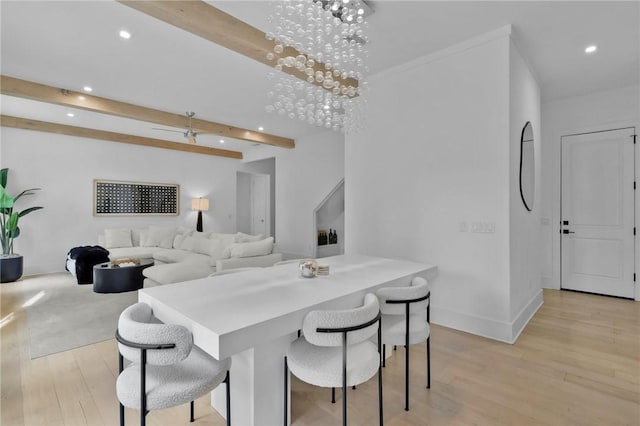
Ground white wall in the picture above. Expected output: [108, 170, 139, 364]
[541, 85, 639, 292]
[345, 29, 519, 341]
[508, 40, 543, 336]
[1, 127, 240, 275]
[244, 130, 345, 259]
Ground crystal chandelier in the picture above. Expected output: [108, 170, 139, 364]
[265, 0, 370, 133]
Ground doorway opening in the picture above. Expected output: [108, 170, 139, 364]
[236, 158, 275, 237]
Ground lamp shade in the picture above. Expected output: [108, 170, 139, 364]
[191, 198, 209, 212]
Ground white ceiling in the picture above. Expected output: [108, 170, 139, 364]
[1, 1, 638, 156]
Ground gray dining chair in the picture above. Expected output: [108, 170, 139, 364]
[284, 293, 383, 426]
[116, 302, 231, 426]
[376, 276, 431, 411]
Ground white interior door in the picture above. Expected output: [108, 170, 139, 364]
[251, 174, 270, 236]
[561, 127, 635, 298]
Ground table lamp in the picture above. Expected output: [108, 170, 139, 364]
[191, 197, 209, 232]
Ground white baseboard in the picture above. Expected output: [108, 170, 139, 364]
[511, 290, 544, 342]
[432, 306, 514, 343]
[432, 289, 543, 344]
[24, 262, 66, 277]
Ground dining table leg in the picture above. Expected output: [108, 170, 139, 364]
[212, 332, 296, 426]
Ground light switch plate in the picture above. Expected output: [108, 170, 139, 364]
[471, 222, 496, 233]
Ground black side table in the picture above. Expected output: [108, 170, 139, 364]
[93, 259, 154, 293]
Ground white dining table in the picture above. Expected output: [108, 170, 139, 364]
[138, 254, 437, 425]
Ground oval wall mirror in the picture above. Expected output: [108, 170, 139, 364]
[520, 121, 535, 211]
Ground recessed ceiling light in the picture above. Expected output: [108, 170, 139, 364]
[220, 139, 225, 144]
[119, 30, 132, 39]
[585, 45, 597, 54]
[258, 126, 264, 131]
[67, 112, 75, 117]
[83, 86, 93, 92]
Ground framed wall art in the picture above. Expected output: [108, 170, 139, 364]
[94, 179, 179, 216]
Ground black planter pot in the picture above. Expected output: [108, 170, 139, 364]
[0, 254, 23, 283]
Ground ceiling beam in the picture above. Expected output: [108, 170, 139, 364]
[0, 115, 243, 160]
[117, 0, 359, 92]
[0, 75, 294, 149]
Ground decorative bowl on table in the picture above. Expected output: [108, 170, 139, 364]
[299, 259, 318, 278]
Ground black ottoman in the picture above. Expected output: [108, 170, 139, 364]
[66, 246, 110, 284]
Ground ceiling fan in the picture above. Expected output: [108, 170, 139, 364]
[153, 111, 211, 144]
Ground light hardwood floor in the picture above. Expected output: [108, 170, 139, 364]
[1, 279, 638, 425]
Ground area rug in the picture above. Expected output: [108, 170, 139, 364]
[23, 273, 137, 359]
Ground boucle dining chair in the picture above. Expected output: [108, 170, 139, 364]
[284, 293, 383, 426]
[376, 276, 431, 411]
[116, 302, 231, 426]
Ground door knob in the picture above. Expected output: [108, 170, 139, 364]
[562, 229, 575, 234]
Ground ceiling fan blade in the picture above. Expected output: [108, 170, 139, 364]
[152, 127, 183, 133]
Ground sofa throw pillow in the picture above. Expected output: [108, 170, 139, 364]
[144, 226, 177, 248]
[208, 238, 229, 261]
[173, 234, 186, 249]
[179, 236, 200, 252]
[180, 236, 228, 259]
[228, 237, 274, 258]
[130, 229, 143, 247]
[104, 228, 133, 249]
[176, 226, 195, 237]
[235, 232, 265, 243]
[180, 236, 208, 255]
[139, 229, 149, 247]
[210, 233, 236, 248]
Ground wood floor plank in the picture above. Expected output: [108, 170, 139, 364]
[72, 344, 120, 425]
[47, 349, 106, 425]
[20, 356, 65, 426]
[1, 295, 26, 426]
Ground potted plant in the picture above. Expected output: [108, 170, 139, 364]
[0, 168, 43, 283]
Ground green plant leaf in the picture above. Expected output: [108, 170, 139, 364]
[10, 226, 20, 239]
[6, 211, 19, 232]
[13, 188, 41, 203]
[0, 168, 7, 189]
[0, 186, 14, 209]
[18, 206, 43, 217]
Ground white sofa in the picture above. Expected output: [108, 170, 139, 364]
[98, 226, 282, 286]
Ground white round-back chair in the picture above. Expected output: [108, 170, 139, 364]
[116, 302, 231, 426]
[284, 293, 383, 426]
[376, 276, 431, 411]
